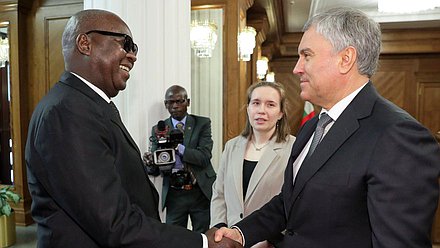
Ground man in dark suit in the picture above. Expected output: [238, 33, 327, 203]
[147, 85, 216, 233]
[25, 9, 238, 248]
[212, 7, 440, 248]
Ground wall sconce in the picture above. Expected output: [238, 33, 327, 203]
[256, 56, 269, 79]
[0, 35, 8, 67]
[190, 20, 218, 58]
[238, 26, 256, 61]
[266, 72, 275, 82]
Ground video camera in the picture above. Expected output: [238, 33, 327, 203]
[145, 120, 184, 172]
[144, 120, 194, 190]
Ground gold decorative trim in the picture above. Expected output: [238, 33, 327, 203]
[0, 2, 18, 13]
[0, 212, 16, 247]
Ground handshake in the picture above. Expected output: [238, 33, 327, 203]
[206, 227, 244, 248]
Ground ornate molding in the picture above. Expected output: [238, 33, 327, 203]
[0, 1, 17, 12]
[381, 28, 440, 54]
[240, 0, 255, 11]
[248, 13, 270, 45]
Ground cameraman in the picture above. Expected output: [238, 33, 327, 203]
[146, 85, 215, 233]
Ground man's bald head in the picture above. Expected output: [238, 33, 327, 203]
[62, 9, 127, 69]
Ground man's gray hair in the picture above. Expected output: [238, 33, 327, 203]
[303, 7, 381, 77]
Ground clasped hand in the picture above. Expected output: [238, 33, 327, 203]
[206, 227, 243, 248]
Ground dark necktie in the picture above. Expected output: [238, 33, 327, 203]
[306, 113, 333, 158]
[109, 101, 142, 157]
[109, 101, 122, 122]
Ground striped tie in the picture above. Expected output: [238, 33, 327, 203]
[306, 113, 333, 158]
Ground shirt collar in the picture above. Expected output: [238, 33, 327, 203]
[171, 115, 187, 128]
[321, 81, 369, 121]
[70, 72, 111, 103]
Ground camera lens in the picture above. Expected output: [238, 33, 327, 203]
[157, 151, 171, 163]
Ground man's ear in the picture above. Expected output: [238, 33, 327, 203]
[76, 33, 91, 55]
[186, 98, 190, 107]
[339, 46, 357, 74]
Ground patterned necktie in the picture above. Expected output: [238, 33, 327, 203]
[306, 113, 333, 158]
[176, 122, 184, 132]
[173, 122, 185, 171]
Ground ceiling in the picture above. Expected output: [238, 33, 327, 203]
[250, 0, 440, 59]
[284, 0, 440, 32]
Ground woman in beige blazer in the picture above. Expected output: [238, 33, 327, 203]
[211, 81, 295, 248]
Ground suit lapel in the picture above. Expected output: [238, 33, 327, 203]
[232, 137, 247, 203]
[183, 115, 194, 147]
[61, 72, 141, 154]
[283, 117, 317, 215]
[107, 110, 158, 209]
[165, 118, 173, 130]
[286, 83, 377, 218]
[290, 113, 359, 204]
[291, 118, 318, 160]
[61, 71, 159, 209]
[244, 139, 280, 204]
[108, 105, 141, 155]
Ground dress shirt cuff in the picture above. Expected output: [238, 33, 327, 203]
[177, 144, 185, 155]
[231, 225, 245, 247]
[213, 222, 228, 229]
[202, 233, 208, 248]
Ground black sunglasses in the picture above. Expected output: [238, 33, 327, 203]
[85, 30, 138, 54]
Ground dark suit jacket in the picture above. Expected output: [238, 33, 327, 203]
[25, 72, 202, 247]
[150, 115, 216, 209]
[236, 82, 440, 248]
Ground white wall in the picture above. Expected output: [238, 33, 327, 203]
[84, 0, 191, 221]
[191, 9, 223, 171]
[84, 0, 191, 154]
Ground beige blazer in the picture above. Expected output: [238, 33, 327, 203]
[211, 135, 295, 228]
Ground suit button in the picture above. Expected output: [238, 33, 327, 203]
[239, 213, 243, 218]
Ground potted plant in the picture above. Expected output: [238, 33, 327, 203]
[0, 186, 21, 247]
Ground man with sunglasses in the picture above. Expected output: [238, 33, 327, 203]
[25, 9, 238, 248]
[146, 85, 216, 234]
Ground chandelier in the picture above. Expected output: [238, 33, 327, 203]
[256, 56, 269, 79]
[238, 26, 256, 61]
[0, 36, 8, 67]
[190, 20, 218, 58]
[378, 0, 440, 13]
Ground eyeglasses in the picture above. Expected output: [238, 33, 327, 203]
[164, 99, 187, 105]
[85, 30, 138, 54]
